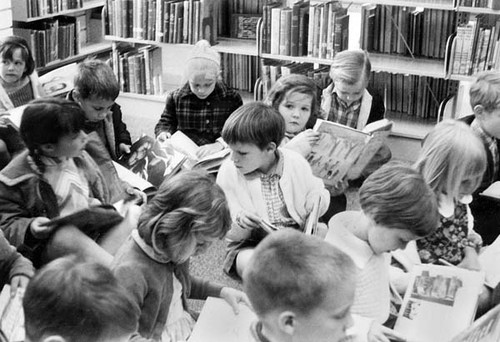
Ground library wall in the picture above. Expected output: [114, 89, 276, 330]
[0, 0, 13, 39]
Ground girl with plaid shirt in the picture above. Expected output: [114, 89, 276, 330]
[154, 40, 242, 159]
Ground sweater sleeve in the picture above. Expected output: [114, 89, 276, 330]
[0, 230, 34, 287]
[188, 275, 223, 300]
[112, 103, 132, 146]
[155, 91, 178, 137]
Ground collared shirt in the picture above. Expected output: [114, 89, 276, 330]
[328, 91, 362, 128]
[471, 119, 499, 180]
[155, 82, 243, 146]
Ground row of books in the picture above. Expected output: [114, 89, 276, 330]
[458, 0, 495, 8]
[450, 15, 500, 76]
[228, 0, 264, 14]
[262, 1, 349, 59]
[369, 71, 458, 120]
[105, 0, 218, 45]
[220, 53, 258, 93]
[360, 4, 457, 59]
[14, 17, 83, 68]
[110, 44, 164, 96]
[23, 0, 84, 18]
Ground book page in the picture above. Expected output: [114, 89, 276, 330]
[170, 131, 200, 160]
[0, 286, 25, 342]
[450, 304, 500, 342]
[309, 119, 370, 186]
[480, 181, 500, 201]
[113, 161, 154, 192]
[394, 264, 485, 342]
[187, 297, 257, 342]
[479, 236, 500, 288]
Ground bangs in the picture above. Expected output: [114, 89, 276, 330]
[0, 44, 28, 62]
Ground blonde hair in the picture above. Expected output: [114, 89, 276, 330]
[414, 120, 486, 201]
[329, 50, 371, 85]
[470, 71, 500, 112]
[184, 40, 221, 81]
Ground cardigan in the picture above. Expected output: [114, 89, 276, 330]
[0, 229, 34, 289]
[112, 231, 223, 342]
[0, 72, 45, 112]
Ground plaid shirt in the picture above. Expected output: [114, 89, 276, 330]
[154, 81, 243, 146]
[327, 91, 362, 128]
[471, 119, 499, 180]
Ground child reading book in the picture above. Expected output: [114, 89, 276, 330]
[216, 102, 329, 278]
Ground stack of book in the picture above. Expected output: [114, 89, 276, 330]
[110, 43, 164, 95]
[106, 0, 219, 45]
[449, 15, 500, 76]
[220, 53, 259, 93]
[360, 5, 457, 59]
[262, 1, 349, 58]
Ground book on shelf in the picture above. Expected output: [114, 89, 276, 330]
[307, 118, 392, 187]
[187, 297, 257, 342]
[393, 264, 485, 342]
[0, 286, 25, 342]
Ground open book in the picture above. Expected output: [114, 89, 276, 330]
[450, 303, 500, 342]
[308, 119, 392, 186]
[0, 286, 24, 342]
[169, 131, 230, 173]
[188, 297, 257, 342]
[479, 181, 500, 201]
[393, 264, 485, 342]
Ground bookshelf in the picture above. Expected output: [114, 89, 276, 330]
[11, 0, 111, 71]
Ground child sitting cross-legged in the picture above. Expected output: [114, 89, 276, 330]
[216, 102, 330, 279]
[23, 257, 139, 342]
[325, 163, 439, 325]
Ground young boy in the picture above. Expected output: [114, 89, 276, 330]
[23, 257, 139, 342]
[67, 59, 131, 161]
[216, 102, 330, 278]
[243, 230, 356, 342]
[462, 71, 500, 245]
[325, 163, 439, 324]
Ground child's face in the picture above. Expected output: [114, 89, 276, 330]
[368, 224, 419, 254]
[279, 91, 313, 135]
[334, 79, 366, 106]
[228, 142, 276, 175]
[459, 172, 483, 197]
[0, 48, 26, 84]
[478, 106, 500, 139]
[188, 71, 217, 99]
[43, 130, 88, 159]
[292, 284, 354, 342]
[77, 94, 114, 122]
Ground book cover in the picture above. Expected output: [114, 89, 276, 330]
[450, 304, 500, 342]
[394, 264, 485, 342]
[0, 286, 24, 342]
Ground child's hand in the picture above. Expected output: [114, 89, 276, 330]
[219, 287, 251, 314]
[368, 323, 407, 342]
[196, 142, 224, 159]
[326, 177, 349, 196]
[467, 234, 483, 253]
[305, 191, 322, 214]
[236, 211, 262, 230]
[157, 131, 171, 143]
[458, 246, 482, 271]
[9, 275, 29, 297]
[30, 217, 53, 239]
[125, 187, 147, 205]
[285, 129, 320, 157]
[119, 143, 131, 154]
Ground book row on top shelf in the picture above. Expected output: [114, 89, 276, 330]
[12, 0, 105, 22]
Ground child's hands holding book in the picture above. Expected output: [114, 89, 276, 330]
[9, 276, 29, 298]
[30, 217, 53, 239]
[156, 131, 172, 143]
[235, 211, 262, 230]
[196, 142, 224, 159]
[285, 129, 320, 157]
[368, 323, 407, 342]
[219, 287, 251, 315]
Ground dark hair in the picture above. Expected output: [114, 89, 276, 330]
[359, 162, 439, 237]
[222, 102, 285, 149]
[23, 257, 138, 342]
[266, 74, 320, 129]
[138, 170, 231, 260]
[0, 35, 36, 77]
[243, 230, 356, 316]
[74, 59, 120, 100]
[20, 97, 85, 172]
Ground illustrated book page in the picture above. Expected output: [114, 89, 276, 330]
[450, 304, 500, 342]
[394, 264, 485, 342]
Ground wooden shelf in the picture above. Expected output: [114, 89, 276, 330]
[456, 6, 500, 14]
[37, 41, 112, 74]
[345, 0, 455, 10]
[214, 38, 257, 56]
[13, 0, 105, 22]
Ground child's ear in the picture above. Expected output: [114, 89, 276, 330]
[474, 104, 485, 117]
[41, 336, 67, 342]
[39, 143, 56, 155]
[277, 311, 296, 335]
[265, 142, 277, 153]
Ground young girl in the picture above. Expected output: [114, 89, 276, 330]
[0, 36, 45, 168]
[112, 170, 248, 342]
[154, 40, 243, 159]
[414, 120, 487, 268]
[0, 98, 135, 268]
[265, 74, 321, 158]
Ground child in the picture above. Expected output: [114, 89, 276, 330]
[155, 40, 243, 159]
[0, 98, 134, 267]
[243, 229, 356, 342]
[265, 74, 321, 158]
[112, 170, 248, 342]
[67, 58, 132, 161]
[462, 71, 500, 245]
[0, 36, 45, 168]
[325, 163, 439, 324]
[320, 50, 384, 130]
[414, 120, 486, 268]
[23, 257, 138, 342]
[0, 229, 33, 296]
[216, 102, 330, 278]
